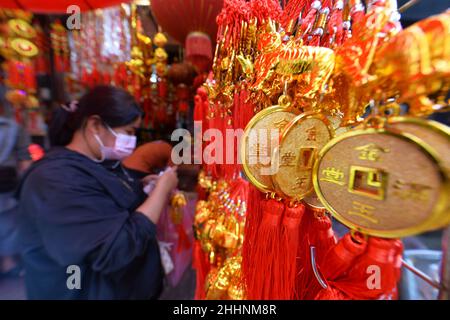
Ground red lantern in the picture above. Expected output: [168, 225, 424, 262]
[150, 0, 223, 45]
[185, 31, 213, 73]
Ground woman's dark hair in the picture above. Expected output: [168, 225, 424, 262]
[49, 86, 143, 146]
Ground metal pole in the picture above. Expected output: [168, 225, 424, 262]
[401, 259, 441, 290]
[438, 225, 450, 300]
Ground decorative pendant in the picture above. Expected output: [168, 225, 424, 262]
[313, 118, 449, 238]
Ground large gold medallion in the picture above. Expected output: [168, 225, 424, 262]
[313, 128, 449, 238]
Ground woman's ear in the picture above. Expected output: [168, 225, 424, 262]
[85, 115, 103, 135]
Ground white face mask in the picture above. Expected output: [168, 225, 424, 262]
[93, 125, 137, 162]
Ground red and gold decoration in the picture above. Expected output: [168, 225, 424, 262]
[0, 9, 40, 128]
[193, 0, 450, 301]
[50, 20, 70, 73]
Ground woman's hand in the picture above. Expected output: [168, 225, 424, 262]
[156, 166, 178, 193]
[142, 174, 159, 185]
[137, 166, 179, 224]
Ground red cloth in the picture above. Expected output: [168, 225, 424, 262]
[0, 0, 125, 13]
[122, 141, 174, 174]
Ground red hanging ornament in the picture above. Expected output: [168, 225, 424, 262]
[24, 62, 36, 90]
[193, 239, 211, 300]
[245, 198, 285, 299]
[278, 203, 305, 299]
[295, 207, 337, 300]
[322, 236, 403, 300]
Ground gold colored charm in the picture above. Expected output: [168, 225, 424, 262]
[386, 117, 450, 177]
[386, 116, 450, 229]
[10, 38, 38, 57]
[241, 106, 296, 192]
[272, 112, 335, 200]
[8, 19, 36, 39]
[313, 127, 449, 238]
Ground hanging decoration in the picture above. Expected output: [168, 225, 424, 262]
[0, 9, 40, 129]
[50, 20, 70, 73]
[193, 0, 450, 301]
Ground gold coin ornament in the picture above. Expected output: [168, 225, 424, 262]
[272, 112, 335, 200]
[8, 19, 36, 39]
[10, 38, 38, 57]
[241, 105, 296, 193]
[386, 116, 450, 228]
[313, 127, 449, 238]
[386, 117, 450, 176]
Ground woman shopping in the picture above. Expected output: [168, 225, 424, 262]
[17, 86, 178, 299]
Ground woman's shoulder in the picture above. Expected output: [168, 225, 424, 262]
[23, 148, 102, 188]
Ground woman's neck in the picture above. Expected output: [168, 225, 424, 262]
[66, 132, 98, 161]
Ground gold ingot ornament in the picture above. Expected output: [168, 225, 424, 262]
[241, 105, 296, 192]
[313, 127, 449, 238]
[272, 112, 335, 200]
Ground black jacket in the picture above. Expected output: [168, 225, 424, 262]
[17, 147, 163, 299]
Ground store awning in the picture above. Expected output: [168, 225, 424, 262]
[0, 0, 127, 13]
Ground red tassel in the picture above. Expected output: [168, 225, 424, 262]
[331, 237, 402, 300]
[322, 232, 367, 281]
[244, 197, 285, 299]
[193, 240, 210, 300]
[24, 63, 36, 91]
[308, 34, 321, 46]
[8, 61, 20, 88]
[176, 224, 192, 252]
[315, 286, 351, 299]
[325, 0, 344, 46]
[279, 203, 305, 299]
[260, 199, 285, 299]
[300, 0, 321, 37]
[350, 1, 365, 26]
[242, 186, 264, 296]
[296, 207, 337, 299]
[314, 232, 367, 300]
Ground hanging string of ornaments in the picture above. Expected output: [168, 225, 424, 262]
[0, 9, 40, 128]
[64, 4, 178, 130]
[193, 0, 449, 300]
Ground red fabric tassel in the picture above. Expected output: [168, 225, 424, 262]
[193, 240, 210, 300]
[24, 63, 36, 91]
[322, 232, 367, 281]
[244, 197, 285, 299]
[279, 203, 305, 299]
[300, 0, 321, 37]
[258, 199, 285, 299]
[8, 61, 20, 88]
[308, 34, 321, 46]
[176, 224, 191, 252]
[325, 0, 344, 46]
[329, 237, 403, 300]
[350, 1, 365, 26]
[296, 207, 337, 299]
[242, 186, 264, 296]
